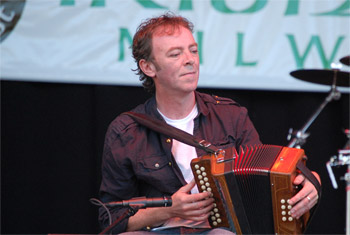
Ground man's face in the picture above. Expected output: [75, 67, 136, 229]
[150, 26, 199, 96]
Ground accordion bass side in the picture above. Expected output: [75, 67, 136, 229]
[190, 145, 310, 234]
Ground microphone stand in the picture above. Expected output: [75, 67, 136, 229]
[99, 205, 141, 235]
[287, 70, 341, 148]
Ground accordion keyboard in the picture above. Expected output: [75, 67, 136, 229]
[192, 159, 231, 229]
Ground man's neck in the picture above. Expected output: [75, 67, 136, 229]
[156, 91, 196, 120]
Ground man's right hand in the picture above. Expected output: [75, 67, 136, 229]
[169, 180, 215, 221]
[126, 180, 214, 231]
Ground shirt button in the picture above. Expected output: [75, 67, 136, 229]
[155, 163, 160, 168]
[166, 138, 171, 143]
[168, 162, 172, 166]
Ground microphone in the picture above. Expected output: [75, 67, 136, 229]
[106, 196, 172, 208]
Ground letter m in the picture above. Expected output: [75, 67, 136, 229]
[118, 28, 133, 61]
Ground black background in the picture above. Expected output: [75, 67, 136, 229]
[1, 80, 349, 234]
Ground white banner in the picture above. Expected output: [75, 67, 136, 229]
[1, 0, 349, 92]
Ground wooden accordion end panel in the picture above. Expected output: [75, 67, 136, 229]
[190, 145, 309, 235]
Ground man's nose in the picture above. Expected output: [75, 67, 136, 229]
[184, 51, 195, 65]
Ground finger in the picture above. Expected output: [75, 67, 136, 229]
[290, 193, 318, 219]
[186, 211, 212, 221]
[178, 180, 196, 194]
[289, 179, 319, 218]
[186, 190, 212, 203]
[181, 201, 214, 220]
[187, 196, 215, 210]
[293, 174, 305, 185]
[288, 182, 313, 206]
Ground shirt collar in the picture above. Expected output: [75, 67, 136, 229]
[145, 91, 209, 119]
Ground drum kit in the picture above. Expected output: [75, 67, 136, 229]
[289, 55, 350, 235]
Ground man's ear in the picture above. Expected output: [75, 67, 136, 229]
[139, 59, 156, 78]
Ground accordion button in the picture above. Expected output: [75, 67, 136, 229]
[195, 164, 200, 169]
[202, 172, 207, 176]
[204, 177, 209, 182]
[214, 208, 218, 213]
[213, 203, 217, 207]
[288, 217, 293, 221]
[211, 216, 216, 220]
[288, 205, 292, 210]
[281, 205, 286, 210]
[200, 166, 205, 171]
[196, 170, 201, 175]
[198, 175, 203, 180]
[217, 218, 222, 223]
[281, 199, 286, 204]
[282, 217, 287, 221]
[205, 182, 210, 187]
[213, 221, 218, 226]
[215, 213, 220, 218]
[207, 187, 212, 192]
[211, 211, 214, 215]
[200, 180, 204, 185]
[201, 185, 206, 190]
[281, 211, 286, 215]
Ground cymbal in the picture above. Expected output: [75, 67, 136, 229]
[290, 69, 350, 87]
[340, 56, 350, 66]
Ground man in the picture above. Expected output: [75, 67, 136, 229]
[99, 13, 320, 234]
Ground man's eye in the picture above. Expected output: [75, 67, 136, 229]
[170, 53, 180, 57]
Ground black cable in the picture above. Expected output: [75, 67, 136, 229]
[90, 198, 112, 226]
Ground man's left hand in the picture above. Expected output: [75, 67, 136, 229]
[288, 171, 321, 219]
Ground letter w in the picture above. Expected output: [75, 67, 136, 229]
[287, 34, 345, 69]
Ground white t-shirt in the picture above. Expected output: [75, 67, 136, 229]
[155, 104, 210, 230]
[158, 105, 199, 194]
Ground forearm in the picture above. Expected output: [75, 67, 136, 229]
[126, 207, 171, 231]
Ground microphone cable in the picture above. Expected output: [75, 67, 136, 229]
[90, 198, 112, 226]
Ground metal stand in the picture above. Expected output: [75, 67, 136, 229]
[327, 149, 350, 235]
[327, 129, 350, 235]
[287, 75, 341, 148]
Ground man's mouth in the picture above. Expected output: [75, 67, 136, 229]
[181, 71, 196, 76]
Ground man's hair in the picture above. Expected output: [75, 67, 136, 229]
[132, 12, 194, 93]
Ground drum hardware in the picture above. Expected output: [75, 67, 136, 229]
[288, 61, 350, 233]
[340, 55, 350, 66]
[287, 67, 347, 148]
[326, 129, 350, 235]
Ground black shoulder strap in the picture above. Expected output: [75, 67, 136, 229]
[124, 111, 220, 154]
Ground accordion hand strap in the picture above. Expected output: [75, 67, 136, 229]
[124, 111, 321, 197]
[297, 161, 322, 199]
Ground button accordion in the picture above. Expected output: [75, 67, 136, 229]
[190, 145, 310, 234]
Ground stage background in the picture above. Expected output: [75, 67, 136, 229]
[1, 0, 350, 234]
[1, 81, 349, 234]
